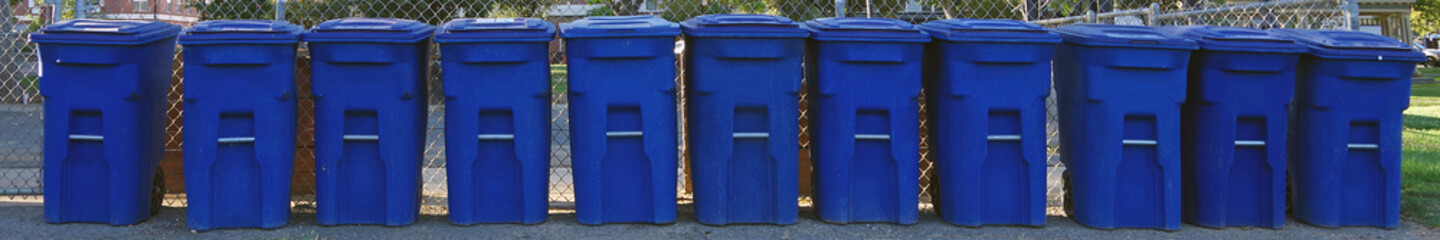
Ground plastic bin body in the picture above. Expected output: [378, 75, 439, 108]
[560, 16, 681, 225]
[918, 19, 1059, 227]
[435, 18, 555, 225]
[1161, 26, 1306, 229]
[803, 18, 929, 225]
[32, 20, 181, 226]
[681, 14, 808, 225]
[301, 18, 435, 226]
[1271, 29, 1422, 229]
[178, 20, 303, 231]
[1052, 24, 1196, 231]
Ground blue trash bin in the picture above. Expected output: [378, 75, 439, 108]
[560, 16, 681, 225]
[918, 19, 1059, 227]
[178, 20, 303, 231]
[681, 14, 808, 226]
[1271, 29, 1422, 229]
[302, 18, 434, 226]
[803, 17, 929, 225]
[1161, 26, 1306, 229]
[31, 19, 180, 226]
[1052, 24, 1196, 231]
[434, 18, 555, 225]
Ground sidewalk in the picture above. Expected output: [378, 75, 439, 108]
[1, 202, 1435, 239]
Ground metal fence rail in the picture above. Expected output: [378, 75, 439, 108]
[0, 0, 1353, 216]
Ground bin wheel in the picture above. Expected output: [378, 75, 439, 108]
[1427, 57, 1439, 68]
[1062, 170, 1073, 217]
[151, 167, 165, 216]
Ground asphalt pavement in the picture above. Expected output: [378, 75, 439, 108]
[1, 200, 1436, 239]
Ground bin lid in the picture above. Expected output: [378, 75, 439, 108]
[303, 18, 435, 43]
[802, 17, 929, 42]
[560, 16, 680, 39]
[435, 18, 555, 43]
[1159, 26, 1305, 54]
[29, 19, 181, 45]
[1269, 29, 1424, 62]
[1052, 24, 1196, 50]
[917, 19, 1058, 43]
[178, 20, 303, 44]
[680, 14, 808, 38]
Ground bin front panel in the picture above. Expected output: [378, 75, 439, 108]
[436, 18, 554, 225]
[33, 20, 180, 226]
[1275, 29, 1421, 229]
[918, 19, 1058, 227]
[178, 20, 301, 231]
[1052, 24, 1194, 231]
[683, 14, 806, 225]
[561, 15, 680, 225]
[1164, 26, 1304, 229]
[306, 18, 433, 226]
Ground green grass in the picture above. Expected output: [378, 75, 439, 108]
[1404, 83, 1440, 227]
[1419, 67, 1440, 75]
[551, 64, 567, 95]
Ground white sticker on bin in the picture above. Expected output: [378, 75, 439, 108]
[607, 131, 643, 137]
[1122, 139, 1158, 146]
[855, 134, 891, 140]
[1234, 140, 1265, 147]
[478, 134, 516, 140]
[733, 132, 769, 139]
[987, 135, 1022, 141]
[68, 134, 104, 141]
[1347, 143, 1379, 150]
[217, 137, 256, 144]
[343, 135, 380, 141]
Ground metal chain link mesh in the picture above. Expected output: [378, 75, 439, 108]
[0, 0, 1354, 216]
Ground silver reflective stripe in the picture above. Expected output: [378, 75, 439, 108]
[607, 131, 643, 137]
[733, 132, 769, 139]
[217, 137, 256, 144]
[68, 134, 103, 141]
[987, 135, 1022, 141]
[343, 135, 379, 141]
[855, 134, 890, 140]
[1122, 139, 1158, 146]
[1348, 143, 1380, 150]
[1234, 140, 1265, 147]
[478, 134, 515, 140]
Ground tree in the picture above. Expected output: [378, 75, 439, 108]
[1415, 0, 1440, 37]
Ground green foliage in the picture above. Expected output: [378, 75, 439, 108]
[1415, 0, 1440, 36]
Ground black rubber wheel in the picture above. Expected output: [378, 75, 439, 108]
[1062, 170, 1073, 217]
[151, 167, 165, 216]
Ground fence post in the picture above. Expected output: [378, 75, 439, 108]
[1345, 0, 1360, 30]
[1146, 3, 1159, 26]
[276, 0, 288, 21]
[1086, 10, 1096, 23]
[835, 0, 847, 17]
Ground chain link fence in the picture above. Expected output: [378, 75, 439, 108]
[1, 0, 1353, 216]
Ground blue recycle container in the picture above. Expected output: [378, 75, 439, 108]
[178, 20, 304, 231]
[560, 16, 681, 225]
[302, 18, 434, 226]
[31, 19, 180, 226]
[803, 18, 929, 225]
[1271, 29, 1422, 229]
[681, 14, 808, 226]
[1162, 26, 1307, 229]
[435, 18, 555, 225]
[1052, 24, 1196, 231]
[918, 19, 1059, 227]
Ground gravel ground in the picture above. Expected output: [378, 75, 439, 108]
[2, 201, 1437, 240]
